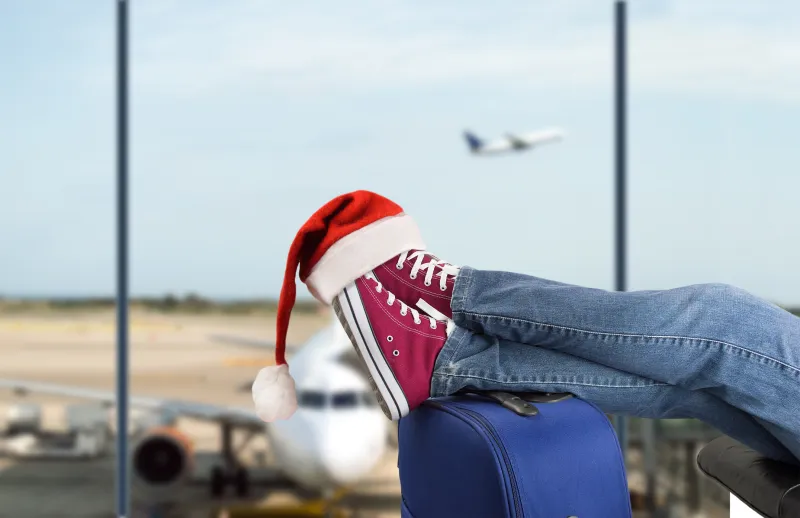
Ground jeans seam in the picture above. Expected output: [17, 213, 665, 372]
[438, 326, 469, 367]
[463, 312, 800, 376]
[450, 266, 474, 314]
[438, 372, 671, 388]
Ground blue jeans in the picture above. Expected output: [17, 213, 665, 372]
[430, 267, 800, 465]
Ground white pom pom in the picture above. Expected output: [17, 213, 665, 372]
[252, 364, 297, 422]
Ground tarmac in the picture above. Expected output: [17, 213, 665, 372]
[0, 311, 730, 518]
[0, 310, 400, 518]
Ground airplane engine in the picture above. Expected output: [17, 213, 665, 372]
[131, 426, 194, 501]
[5, 403, 42, 435]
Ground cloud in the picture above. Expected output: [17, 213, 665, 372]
[112, 1, 800, 103]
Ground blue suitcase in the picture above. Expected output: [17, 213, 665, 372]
[398, 391, 632, 518]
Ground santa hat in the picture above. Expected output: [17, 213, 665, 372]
[252, 190, 426, 422]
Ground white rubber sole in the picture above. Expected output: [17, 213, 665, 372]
[332, 282, 409, 421]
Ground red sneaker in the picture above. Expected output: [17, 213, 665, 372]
[332, 274, 450, 420]
[372, 250, 460, 321]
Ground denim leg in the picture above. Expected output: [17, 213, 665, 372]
[448, 267, 800, 461]
[431, 326, 798, 464]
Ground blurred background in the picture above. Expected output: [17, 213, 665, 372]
[1, 1, 799, 517]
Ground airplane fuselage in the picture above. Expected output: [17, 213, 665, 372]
[267, 405, 388, 489]
[263, 353, 390, 491]
[465, 128, 565, 155]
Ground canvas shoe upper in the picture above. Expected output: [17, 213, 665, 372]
[372, 250, 460, 322]
[332, 273, 450, 421]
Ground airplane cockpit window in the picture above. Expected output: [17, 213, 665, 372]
[297, 391, 326, 409]
[296, 390, 378, 410]
[331, 392, 359, 409]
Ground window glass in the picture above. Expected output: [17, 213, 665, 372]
[331, 392, 359, 409]
[298, 391, 326, 409]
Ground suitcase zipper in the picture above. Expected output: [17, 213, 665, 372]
[461, 408, 524, 518]
[428, 402, 524, 518]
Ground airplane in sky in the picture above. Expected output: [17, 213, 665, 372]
[0, 315, 392, 504]
[463, 127, 565, 155]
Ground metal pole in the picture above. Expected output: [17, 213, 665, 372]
[686, 441, 701, 513]
[116, 1, 129, 516]
[613, 0, 629, 459]
[642, 419, 657, 513]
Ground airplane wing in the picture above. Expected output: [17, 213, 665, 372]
[505, 133, 531, 149]
[209, 334, 275, 349]
[208, 334, 301, 352]
[505, 133, 527, 145]
[0, 378, 265, 431]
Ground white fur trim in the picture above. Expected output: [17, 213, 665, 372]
[252, 364, 297, 422]
[304, 213, 425, 304]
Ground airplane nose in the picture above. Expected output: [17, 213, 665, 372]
[319, 445, 380, 484]
[318, 427, 386, 484]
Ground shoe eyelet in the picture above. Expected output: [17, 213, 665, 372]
[396, 263, 403, 270]
[440, 285, 447, 291]
[424, 280, 431, 286]
[430, 323, 436, 329]
[393, 350, 400, 357]
[386, 335, 393, 342]
[413, 319, 421, 325]
[409, 274, 417, 280]
[400, 310, 407, 316]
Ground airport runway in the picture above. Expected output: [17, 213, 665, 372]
[0, 310, 400, 518]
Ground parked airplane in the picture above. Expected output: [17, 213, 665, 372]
[0, 317, 390, 503]
[209, 322, 400, 448]
[463, 127, 565, 155]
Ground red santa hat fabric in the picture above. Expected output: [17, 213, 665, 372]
[252, 190, 425, 422]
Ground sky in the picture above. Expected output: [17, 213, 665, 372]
[1, 1, 799, 305]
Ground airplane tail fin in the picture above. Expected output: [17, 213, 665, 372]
[463, 130, 483, 152]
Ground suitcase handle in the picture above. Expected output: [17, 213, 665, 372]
[457, 390, 540, 416]
[457, 390, 575, 416]
[518, 391, 574, 404]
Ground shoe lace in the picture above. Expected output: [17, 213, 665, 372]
[396, 250, 460, 292]
[374, 281, 438, 329]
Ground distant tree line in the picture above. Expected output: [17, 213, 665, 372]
[0, 293, 321, 315]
